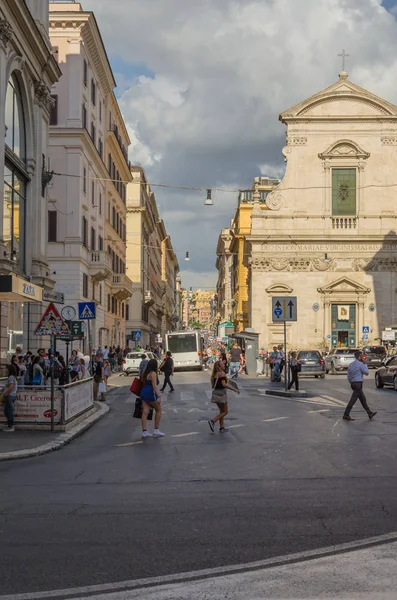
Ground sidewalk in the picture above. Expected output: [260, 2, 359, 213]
[0, 401, 109, 462]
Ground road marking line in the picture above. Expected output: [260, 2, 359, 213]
[332, 418, 341, 434]
[10, 531, 397, 600]
[320, 395, 346, 407]
[171, 432, 200, 438]
[307, 409, 329, 413]
[116, 441, 143, 447]
[262, 417, 289, 422]
[228, 424, 245, 429]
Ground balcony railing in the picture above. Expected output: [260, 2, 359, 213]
[110, 125, 131, 170]
[331, 217, 357, 229]
[112, 274, 133, 299]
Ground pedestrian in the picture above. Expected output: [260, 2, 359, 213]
[58, 355, 67, 385]
[103, 345, 109, 360]
[140, 358, 165, 438]
[32, 355, 44, 385]
[208, 360, 240, 433]
[263, 348, 270, 378]
[138, 354, 149, 378]
[288, 351, 300, 390]
[343, 350, 377, 421]
[78, 358, 86, 380]
[93, 352, 106, 401]
[117, 348, 123, 372]
[109, 347, 115, 372]
[103, 359, 111, 383]
[2, 363, 18, 432]
[17, 356, 26, 385]
[203, 349, 209, 370]
[228, 342, 242, 379]
[160, 351, 175, 393]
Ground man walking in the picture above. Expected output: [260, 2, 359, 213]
[343, 350, 376, 421]
[228, 342, 242, 379]
[160, 351, 175, 393]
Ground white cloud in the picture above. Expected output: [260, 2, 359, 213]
[83, 0, 397, 283]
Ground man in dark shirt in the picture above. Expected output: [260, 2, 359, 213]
[160, 351, 175, 392]
[228, 343, 242, 379]
[93, 352, 106, 401]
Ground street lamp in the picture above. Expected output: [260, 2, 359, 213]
[204, 189, 213, 206]
[185, 251, 190, 262]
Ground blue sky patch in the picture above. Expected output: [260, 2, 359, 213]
[109, 55, 154, 96]
[382, 0, 397, 13]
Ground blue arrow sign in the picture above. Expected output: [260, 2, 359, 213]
[78, 302, 96, 320]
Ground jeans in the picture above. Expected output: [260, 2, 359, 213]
[161, 372, 174, 391]
[288, 370, 299, 391]
[344, 382, 371, 416]
[4, 395, 16, 427]
[229, 362, 240, 379]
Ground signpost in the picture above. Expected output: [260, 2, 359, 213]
[272, 297, 298, 391]
[35, 304, 70, 431]
[78, 303, 96, 374]
[42, 290, 65, 304]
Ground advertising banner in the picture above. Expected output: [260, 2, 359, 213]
[64, 379, 93, 421]
[0, 389, 62, 424]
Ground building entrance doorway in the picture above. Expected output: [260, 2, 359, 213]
[338, 331, 349, 347]
[331, 304, 356, 348]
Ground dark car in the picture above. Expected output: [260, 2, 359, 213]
[362, 345, 387, 369]
[375, 356, 397, 390]
[296, 350, 325, 378]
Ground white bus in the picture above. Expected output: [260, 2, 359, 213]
[165, 331, 204, 371]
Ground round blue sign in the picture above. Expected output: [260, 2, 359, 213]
[369, 304, 375, 312]
[313, 302, 320, 312]
[274, 307, 282, 318]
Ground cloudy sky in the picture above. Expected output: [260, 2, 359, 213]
[83, 0, 397, 288]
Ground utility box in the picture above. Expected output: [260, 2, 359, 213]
[232, 331, 259, 375]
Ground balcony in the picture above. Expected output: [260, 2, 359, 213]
[89, 251, 113, 282]
[331, 217, 357, 229]
[112, 274, 133, 300]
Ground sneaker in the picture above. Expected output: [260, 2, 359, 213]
[219, 427, 229, 433]
[208, 420, 215, 432]
[343, 415, 354, 421]
[3, 427, 15, 432]
[369, 411, 377, 420]
[141, 430, 152, 439]
[153, 429, 165, 437]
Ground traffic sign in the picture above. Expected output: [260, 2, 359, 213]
[362, 326, 370, 334]
[272, 297, 297, 322]
[132, 330, 142, 341]
[43, 290, 65, 304]
[363, 333, 369, 341]
[35, 303, 70, 336]
[66, 320, 83, 336]
[78, 302, 96, 320]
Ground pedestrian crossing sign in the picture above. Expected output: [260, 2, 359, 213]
[78, 302, 96, 320]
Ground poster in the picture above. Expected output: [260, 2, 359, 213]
[0, 389, 62, 424]
[337, 305, 350, 321]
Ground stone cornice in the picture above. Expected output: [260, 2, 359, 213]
[49, 127, 109, 182]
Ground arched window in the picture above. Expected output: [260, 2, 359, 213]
[5, 72, 26, 161]
[3, 72, 28, 274]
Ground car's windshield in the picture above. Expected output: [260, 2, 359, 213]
[298, 351, 320, 360]
[127, 353, 144, 359]
[335, 349, 358, 354]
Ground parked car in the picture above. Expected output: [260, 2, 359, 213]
[324, 348, 359, 374]
[122, 351, 161, 375]
[375, 356, 397, 390]
[361, 345, 387, 369]
[296, 350, 325, 378]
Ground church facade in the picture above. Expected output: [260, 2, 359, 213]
[248, 71, 397, 350]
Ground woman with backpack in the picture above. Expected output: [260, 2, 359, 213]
[288, 351, 300, 391]
[208, 360, 240, 434]
[160, 351, 174, 393]
[140, 358, 165, 438]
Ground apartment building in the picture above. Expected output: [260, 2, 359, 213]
[48, 1, 132, 351]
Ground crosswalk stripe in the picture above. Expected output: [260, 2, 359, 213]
[307, 409, 330, 413]
[320, 395, 346, 407]
[171, 432, 200, 438]
[262, 417, 289, 422]
[116, 441, 143, 447]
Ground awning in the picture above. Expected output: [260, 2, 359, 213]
[0, 274, 43, 302]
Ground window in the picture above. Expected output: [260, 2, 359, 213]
[108, 200, 110, 221]
[82, 216, 88, 247]
[98, 137, 103, 159]
[99, 284, 102, 305]
[91, 79, 96, 106]
[98, 235, 103, 250]
[83, 167, 87, 193]
[126, 303, 129, 321]
[99, 193, 102, 215]
[107, 294, 111, 312]
[332, 168, 356, 216]
[5, 73, 26, 161]
[112, 207, 116, 228]
[116, 212, 119, 234]
[83, 60, 88, 86]
[122, 303, 125, 318]
[99, 101, 102, 122]
[83, 273, 89, 298]
[82, 104, 87, 129]
[50, 95, 58, 125]
[111, 296, 115, 314]
[4, 162, 27, 273]
[109, 111, 112, 130]
[90, 122, 96, 144]
[91, 180, 95, 206]
[142, 305, 149, 323]
[90, 226, 96, 250]
[48, 210, 57, 242]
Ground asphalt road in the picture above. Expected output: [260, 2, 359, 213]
[1, 369, 397, 598]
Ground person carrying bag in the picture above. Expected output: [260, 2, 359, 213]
[208, 360, 240, 434]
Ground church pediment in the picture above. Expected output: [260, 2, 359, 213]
[318, 277, 370, 294]
[266, 283, 293, 294]
[280, 74, 397, 122]
[319, 140, 370, 160]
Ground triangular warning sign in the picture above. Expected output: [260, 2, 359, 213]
[80, 304, 95, 319]
[35, 303, 70, 336]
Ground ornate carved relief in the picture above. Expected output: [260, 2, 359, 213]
[287, 136, 307, 146]
[318, 139, 370, 160]
[381, 136, 397, 146]
[34, 81, 55, 110]
[266, 192, 285, 211]
[0, 20, 13, 50]
[250, 257, 335, 272]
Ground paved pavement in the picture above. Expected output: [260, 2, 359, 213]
[1, 369, 397, 598]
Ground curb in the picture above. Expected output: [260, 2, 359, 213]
[264, 389, 309, 399]
[0, 402, 110, 462]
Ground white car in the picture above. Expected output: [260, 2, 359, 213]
[122, 351, 161, 374]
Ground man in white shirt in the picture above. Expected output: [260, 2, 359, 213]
[343, 350, 376, 421]
[103, 346, 109, 360]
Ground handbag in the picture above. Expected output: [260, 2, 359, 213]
[32, 372, 43, 385]
[98, 381, 107, 394]
[132, 398, 153, 420]
[211, 375, 227, 403]
[130, 377, 143, 396]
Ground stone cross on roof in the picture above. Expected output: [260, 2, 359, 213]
[338, 49, 350, 72]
